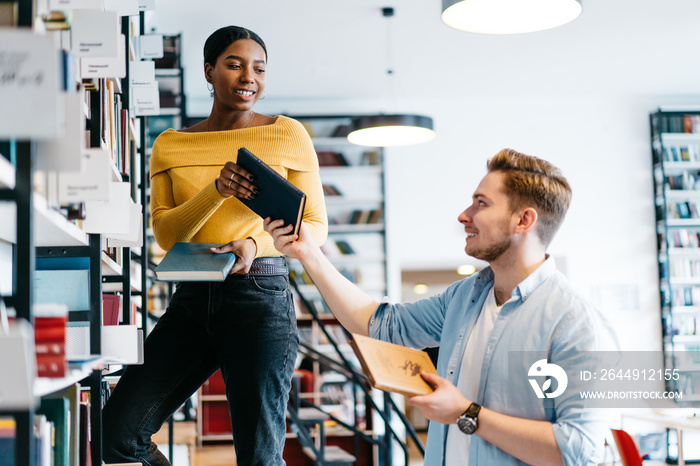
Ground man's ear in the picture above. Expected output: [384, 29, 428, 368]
[515, 207, 538, 234]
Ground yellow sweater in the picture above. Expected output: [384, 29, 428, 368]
[150, 115, 328, 257]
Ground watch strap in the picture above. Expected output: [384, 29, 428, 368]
[464, 402, 481, 419]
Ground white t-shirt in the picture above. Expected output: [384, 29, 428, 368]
[445, 286, 505, 466]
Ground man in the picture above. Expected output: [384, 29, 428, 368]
[265, 149, 616, 465]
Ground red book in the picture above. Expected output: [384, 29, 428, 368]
[34, 316, 68, 328]
[36, 354, 67, 377]
[34, 326, 66, 342]
[35, 341, 66, 355]
[102, 293, 122, 326]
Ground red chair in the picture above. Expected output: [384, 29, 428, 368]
[610, 429, 645, 466]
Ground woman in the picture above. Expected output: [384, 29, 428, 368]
[103, 25, 328, 466]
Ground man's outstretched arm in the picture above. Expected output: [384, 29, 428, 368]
[264, 218, 378, 335]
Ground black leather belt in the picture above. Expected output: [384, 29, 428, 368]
[249, 256, 288, 276]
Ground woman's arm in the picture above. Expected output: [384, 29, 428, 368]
[150, 172, 226, 251]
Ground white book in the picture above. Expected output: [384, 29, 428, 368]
[107, 202, 143, 247]
[102, 325, 144, 365]
[83, 181, 132, 234]
[0, 319, 36, 410]
[36, 91, 86, 172]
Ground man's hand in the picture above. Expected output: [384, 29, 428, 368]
[210, 238, 257, 274]
[263, 217, 312, 260]
[406, 372, 470, 425]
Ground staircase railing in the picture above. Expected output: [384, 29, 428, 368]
[290, 278, 426, 465]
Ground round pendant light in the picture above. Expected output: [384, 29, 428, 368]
[441, 0, 582, 34]
[347, 114, 436, 147]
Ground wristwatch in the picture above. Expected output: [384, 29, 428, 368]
[456, 402, 481, 435]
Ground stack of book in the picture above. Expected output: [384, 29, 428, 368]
[34, 304, 68, 378]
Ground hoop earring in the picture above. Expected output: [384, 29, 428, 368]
[260, 90, 266, 100]
[207, 82, 214, 97]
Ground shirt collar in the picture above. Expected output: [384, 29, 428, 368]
[513, 254, 556, 302]
[473, 255, 557, 302]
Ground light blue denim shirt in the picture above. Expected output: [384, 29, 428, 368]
[369, 257, 618, 466]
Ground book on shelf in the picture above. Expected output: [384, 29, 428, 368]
[34, 304, 68, 378]
[334, 240, 355, 255]
[331, 124, 351, 137]
[322, 184, 342, 196]
[37, 398, 70, 466]
[102, 293, 122, 326]
[154, 242, 236, 282]
[235, 147, 307, 236]
[316, 150, 348, 167]
[348, 333, 438, 397]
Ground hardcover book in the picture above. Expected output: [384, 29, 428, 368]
[348, 333, 438, 397]
[236, 147, 306, 236]
[154, 242, 236, 282]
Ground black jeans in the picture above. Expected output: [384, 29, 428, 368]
[102, 272, 298, 466]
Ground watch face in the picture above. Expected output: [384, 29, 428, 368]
[457, 416, 477, 435]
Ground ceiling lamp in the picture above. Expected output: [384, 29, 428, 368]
[347, 7, 436, 147]
[348, 114, 435, 147]
[441, 0, 582, 34]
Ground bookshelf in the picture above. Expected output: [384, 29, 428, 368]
[282, 116, 391, 463]
[651, 109, 700, 403]
[296, 116, 389, 303]
[0, 3, 152, 465]
[145, 34, 186, 320]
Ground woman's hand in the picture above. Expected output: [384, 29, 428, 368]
[406, 372, 470, 425]
[210, 238, 257, 274]
[263, 218, 312, 261]
[216, 161, 258, 199]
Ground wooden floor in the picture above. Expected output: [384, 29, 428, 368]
[153, 420, 237, 466]
[152, 420, 427, 466]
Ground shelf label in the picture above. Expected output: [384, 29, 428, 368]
[71, 10, 119, 58]
[58, 148, 111, 202]
[49, 0, 102, 9]
[137, 34, 164, 60]
[104, 0, 140, 16]
[138, 0, 156, 11]
[0, 30, 61, 139]
[80, 34, 126, 79]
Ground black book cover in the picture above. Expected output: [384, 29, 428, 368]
[236, 147, 307, 235]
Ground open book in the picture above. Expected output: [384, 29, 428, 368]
[348, 333, 438, 397]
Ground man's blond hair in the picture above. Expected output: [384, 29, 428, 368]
[487, 149, 572, 247]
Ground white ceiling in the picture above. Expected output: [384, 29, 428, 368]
[146, 0, 700, 116]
